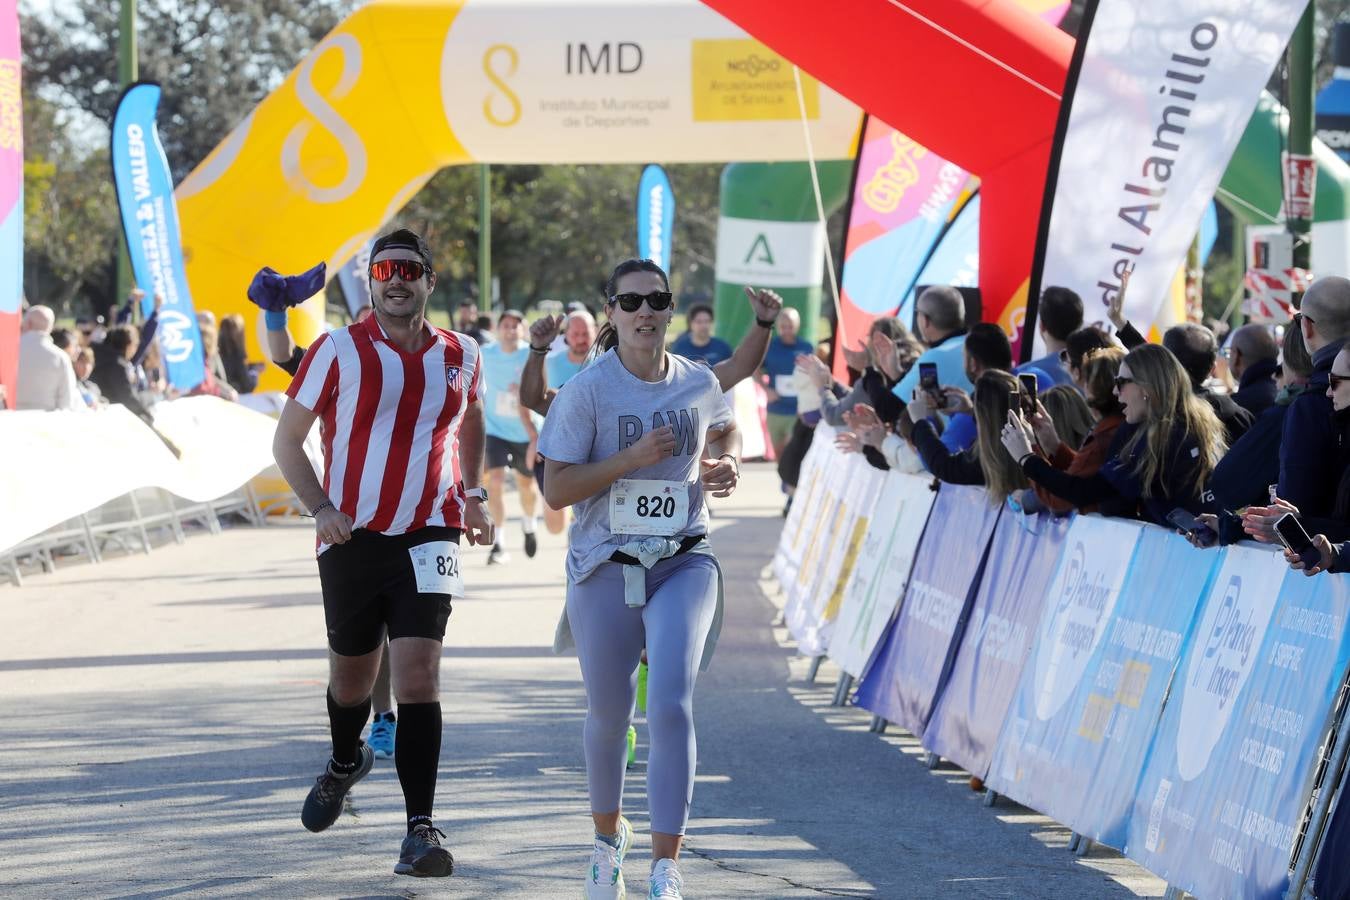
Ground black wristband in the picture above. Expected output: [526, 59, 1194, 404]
[755, 316, 777, 328]
[529, 344, 550, 355]
[1017, 452, 1036, 467]
[310, 499, 334, 516]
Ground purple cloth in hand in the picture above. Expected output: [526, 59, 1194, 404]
[246, 262, 327, 312]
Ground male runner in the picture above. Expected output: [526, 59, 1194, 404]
[272, 229, 494, 877]
[479, 309, 541, 562]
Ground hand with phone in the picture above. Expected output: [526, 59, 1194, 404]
[918, 362, 943, 407]
[999, 409, 1036, 463]
[1274, 513, 1332, 574]
[1166, 508, 1219, 549]
[1028, 399, 1061, 455]
[907, 387, 935, 424]
[1242, 498, 1299, 543]
[941, 386, 972, 415]
[1017, 373, 1039, 419]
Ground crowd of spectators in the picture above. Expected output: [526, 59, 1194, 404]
[799, 271, 1350, 580]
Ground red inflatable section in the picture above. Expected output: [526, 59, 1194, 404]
[0, 312, 16, 409]
[699, 0, 1072, 347]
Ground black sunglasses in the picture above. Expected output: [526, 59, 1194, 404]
[610, 291, 673, 313]
[1331, 373, 1350, 390]
[1113, 376, 1135, 390]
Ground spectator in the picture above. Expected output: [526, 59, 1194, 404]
[141, 337, 169, 402]
[1017, 286, 1083, 387]
[455, 300, 494, 346]
[891, 285, 973, 402]
[906, 369, 1029, 504]
[91, 325, 155, 424]
[933, 322, 1021, 454]
[1002, 343, 1227, 525]
[1226, 324, 1281, 416]
[1021, 347, 1128, 515]
[1277, 276, 1350, 518]
[190, 321, 239, 401]
[797, 316, 910, 427]
[73, 347, 103, 408]
[761, 307, 814, 456]
[50, 327, 79, 363]
[1161, 322, 1254, 443]
[669, 302, 733, 367]
[1061, 326, 1116, 391]
[1039, 385, 1094, 454]
[217, 313, 259, 395]
[16, 305, 82, 411]
[1194, 325, 1313, 545]
[75, 314, 106, 346]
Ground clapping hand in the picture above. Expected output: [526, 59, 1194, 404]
[1108, 267, 1131, 330]
[796, 353, 832, 391]
[835, 430, 864, 454]
[843, 403, 886, 448]
[841, 342, 870, 373]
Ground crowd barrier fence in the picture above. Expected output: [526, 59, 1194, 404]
[1, 396, 291, 585]
[774, 425, 1350, 900]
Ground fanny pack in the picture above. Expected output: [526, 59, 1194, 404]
[609, 533, 705, 566]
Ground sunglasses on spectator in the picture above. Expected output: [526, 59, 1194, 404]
[610, 291, 673, 312]
[1113, 376, 1135, 390]
[369, 259, 432, 283]
[1331, 372, 1350, 390]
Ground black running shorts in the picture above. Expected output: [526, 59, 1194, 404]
[486, 434, 533, 476]
[317, 526, 460, 656]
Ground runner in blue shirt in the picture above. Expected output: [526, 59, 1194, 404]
[479, 310, 541, 563]
[546, 310, 598, 390]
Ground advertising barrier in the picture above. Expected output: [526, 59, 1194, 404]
[826, 472, 935, 679]
[922, 511, 1071, 779]
[986, 522, 1214, 848]
[1126, 548, 1350, 900]
[851, 484, 1000, 736]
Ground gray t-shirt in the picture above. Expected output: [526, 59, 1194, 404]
[538, 348, 735, 581]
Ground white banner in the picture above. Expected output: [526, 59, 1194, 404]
[0, 397, 279, 555]
[772, 423, 831, 588]
[1035, 1, 1308, 344]
[827, 472, 936, 678]
[715, 217, 827, 289]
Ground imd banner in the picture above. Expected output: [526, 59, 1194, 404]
[0, 0, 19, 408]
[111, 82, 205, 391]
[1030, 0, 1312, 348]
[637, 164, 675, 271]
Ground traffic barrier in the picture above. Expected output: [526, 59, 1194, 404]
[771, 441, 1350, 899]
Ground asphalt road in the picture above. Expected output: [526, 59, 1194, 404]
[0, 463, 1167, 898]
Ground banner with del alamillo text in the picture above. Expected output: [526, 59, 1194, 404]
[1030, 1, 1310, 346]
[111, 82, 205, 391]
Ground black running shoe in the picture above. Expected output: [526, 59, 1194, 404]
[395, 823, 455, 877]
[300, 743, 374, 833]
[524, 529, 538, 558]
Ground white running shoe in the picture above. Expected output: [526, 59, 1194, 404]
[648, 858, 683, 899]
[585, 815, 632, 898]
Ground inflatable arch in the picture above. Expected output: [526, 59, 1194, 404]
[176, 0, 863, 391]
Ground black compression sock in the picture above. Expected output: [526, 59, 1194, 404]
[327, 688, 371, 768]
[395, 701, 442, 831]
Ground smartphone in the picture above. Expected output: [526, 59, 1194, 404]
[1018, 373, 1039, 417]
[919, 363, 939, 394]
[1274, 513, 1322, 569]
[1166, 508, 1217, 548]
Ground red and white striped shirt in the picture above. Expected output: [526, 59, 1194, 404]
[286, 315, 483, 550]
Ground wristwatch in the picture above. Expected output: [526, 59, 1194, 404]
[464, 487, 489, 502]
[755, 316, 777, 329]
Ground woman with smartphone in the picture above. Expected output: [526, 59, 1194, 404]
[905, 369, 1029, 503]
[538, 258, 740, 900]
[1000, 343, 1227, 525]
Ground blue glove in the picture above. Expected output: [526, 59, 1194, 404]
[246, 261, 327, 312]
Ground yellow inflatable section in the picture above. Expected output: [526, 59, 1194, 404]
[175, 0, 863, 391]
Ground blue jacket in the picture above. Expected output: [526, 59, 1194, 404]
[1279, 340, 1346, 517]
[1207, 398, 1294, 544]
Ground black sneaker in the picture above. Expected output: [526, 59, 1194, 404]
[395, 823, 455, 877]
[300, 743, 374, 833]
[523, 529, 538, 558]
[487, 543, 510, 565]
